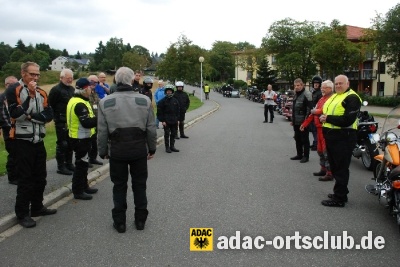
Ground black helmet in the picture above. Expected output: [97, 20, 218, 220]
[311, 75, 322, 85]
[164, 84, 175, 94]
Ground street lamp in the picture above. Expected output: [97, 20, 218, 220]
[199, 56, 204, 102]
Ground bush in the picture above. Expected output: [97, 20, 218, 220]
[362, 95, 400, 107]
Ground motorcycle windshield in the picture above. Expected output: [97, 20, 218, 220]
[380, 104, 400, 137]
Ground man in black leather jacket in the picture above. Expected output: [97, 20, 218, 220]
[48, 69, 75, 175]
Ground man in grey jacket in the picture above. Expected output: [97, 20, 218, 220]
[97, 67, 157, 233]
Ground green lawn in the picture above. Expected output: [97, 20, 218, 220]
[0, 91, 202, 175]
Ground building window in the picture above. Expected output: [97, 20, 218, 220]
[378, 62, 385, 74]
[378, 82, 385, 96]
[397, 82, 400, 96]
[271, 56, 277, 65]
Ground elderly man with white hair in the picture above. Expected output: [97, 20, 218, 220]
[97, 67, 157, 233]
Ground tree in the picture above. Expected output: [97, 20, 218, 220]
[254, 57, 276, 89]
[10, 49, 25, 62]
[209, 41, 236, 82]
[93, 41, 106, 69]
[62, 49, 69, 57]
[379, 4, 400, 80]
[75, 51, 82, 59]
[311, 21, 364, 80]
[261, 18, 322, 84]
[104, 37, 125, 70]
[15, 39, 26, 52]
[0, 42, 13, 69]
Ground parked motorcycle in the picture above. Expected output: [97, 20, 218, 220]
[366, 104, 400, 232]
[352, 104, 379, 170]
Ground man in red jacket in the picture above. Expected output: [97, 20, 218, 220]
[300, 80, 334, 181]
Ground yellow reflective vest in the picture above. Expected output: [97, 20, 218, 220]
[322, 89, 361, 130]
[67, 97, 95, 139]
[204, 85, 210, 93]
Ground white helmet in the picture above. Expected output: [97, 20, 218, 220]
[175, 81, 184, 87]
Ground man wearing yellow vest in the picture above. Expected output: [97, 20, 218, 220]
[67, 78, 98, 200]
[319, 75, 361, 207]
[204, 83, 210, 100]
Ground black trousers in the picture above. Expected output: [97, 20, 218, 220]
[164, 123, 177, 147]
[264, 105, 274, 122]
[4, 137, 17, 182]
[88, 131, 98, 160]
[70, 138, 92, 194]
[110, 156, 148, 224]
[14, 139, 47, 219]
[55, 123, 73, 166]
[325, 134, 356, 202]
[293, 124, 310, 157]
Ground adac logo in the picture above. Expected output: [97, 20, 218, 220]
[190, 228, 213, 251]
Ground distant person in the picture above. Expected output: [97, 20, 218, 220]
[7, 62, 56, 228]
[140, 77, 153, 101]
[87, 74, 103, 166]
[154, 80, 165, 128]
[0, 76, 19, 185]
[132, 70, 143, 92]
[203, 83, 210, 100]
[157, 84, 180, 153]
[173, 81, 190, 139]
[67, 78, 98, 200]
[109, 76, 117, 94]
[95, 72, 110, 99]
[97, 67, 157, 233]
[262, 84, 277, 123]
[48, 69, 75, 175]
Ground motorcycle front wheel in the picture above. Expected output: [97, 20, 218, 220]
[395, 191, 400, 233]
[361, 140, 379, 171]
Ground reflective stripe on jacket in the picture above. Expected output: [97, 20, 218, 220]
[67, 97, 95, 139]
[322, 89, 361, 130]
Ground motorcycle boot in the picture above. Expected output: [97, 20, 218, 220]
[134, 208, 149, 230]
[164, 135, 171, 153]
[179, 122, 189, 138]
[56, 145, 72, 175]
[170, 138, 180, 152]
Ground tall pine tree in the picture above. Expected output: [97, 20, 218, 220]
[254, 57, 276, 90]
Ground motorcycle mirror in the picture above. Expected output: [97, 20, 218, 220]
[363, 101, 368, 106]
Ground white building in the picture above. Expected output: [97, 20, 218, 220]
[50, 56, 90, 71]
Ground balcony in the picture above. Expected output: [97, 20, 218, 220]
[344, 69, 377, 80]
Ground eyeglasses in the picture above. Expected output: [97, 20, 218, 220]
[335, 82, 345, 86]
[28, 73, 40, 77]
[90, 81, 99, 85]
[99, 76, 106, 79]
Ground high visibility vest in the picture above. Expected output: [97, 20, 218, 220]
[322, 89, 361, 130]
[204, 86, 210, 93]
[67, 97, 95, 139]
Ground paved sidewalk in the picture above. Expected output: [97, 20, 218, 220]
[0, 89, 219, 233]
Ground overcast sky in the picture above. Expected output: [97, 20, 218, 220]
[0, 0, 398, 56]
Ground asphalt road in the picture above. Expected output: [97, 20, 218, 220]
[1, 89, 400, 266]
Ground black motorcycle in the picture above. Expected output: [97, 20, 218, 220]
[352, 109, 379, 170]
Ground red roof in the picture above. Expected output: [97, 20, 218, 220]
[346, 25, 366, 40]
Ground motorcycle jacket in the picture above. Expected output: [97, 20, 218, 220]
[48, 81, 74, 123]
[173, 90, 190, 112]
[157, 96, 180, 125]
[292, 88, 312, 125]
[301, 94, 332, 129]
[97, 84, 157, 160]
[7, 81, 53, 143]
